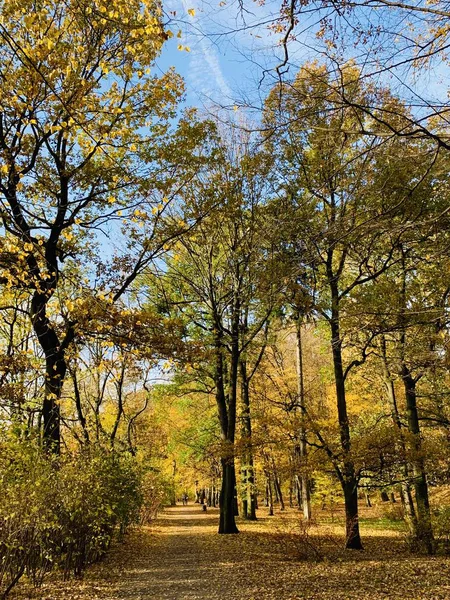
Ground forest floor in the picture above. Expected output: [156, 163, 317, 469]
[12, 504, 450, 600]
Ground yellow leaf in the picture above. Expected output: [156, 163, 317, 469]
[188, 8, 195, 16]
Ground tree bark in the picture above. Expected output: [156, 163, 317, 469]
[329, 280, 363, 550]
[219, 459, 239, 533]
[402, 366, 434, 553]
[240, 360, 257, 520]
[272, 457, 285, 511]
[295, 316, 312, 520]
[31, 291, 73, 454]
[397, 248, 434, 553]
[214, 323, 239, 534]
[266, 472, 274, 516]
[380, 337, 418, 535]
[343, 479, 362, 549]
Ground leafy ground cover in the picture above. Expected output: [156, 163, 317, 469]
[10, 506, 450, 600]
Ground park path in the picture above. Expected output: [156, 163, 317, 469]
[114, 505, 281, 600]
[107, 505, 450, 600]
[24, 504, 450, 600]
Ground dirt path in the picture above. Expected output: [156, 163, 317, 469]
[14, 505, 450, 600]
[110, 505, 450, 600]
[116, 505, 288, 600]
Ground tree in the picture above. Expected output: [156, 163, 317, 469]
[0, 0, 209, 451]
[150, 136, 280, 533]
[264, 62, 442, 548]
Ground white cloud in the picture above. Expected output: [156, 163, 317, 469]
[178, 0, 234, 102]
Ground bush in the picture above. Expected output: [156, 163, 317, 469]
[0, 435, 57, 598]
[0, 433, 143, 598]
[380, 502, 405, 522]
[432, 506, 450, 553]
[272, 516, 342, 562]
[139, 471, 164, 525]
[54, 449, 142, 577]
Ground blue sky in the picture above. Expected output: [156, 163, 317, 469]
[157, 0, 297, 111]
[155, 0, 450, 129]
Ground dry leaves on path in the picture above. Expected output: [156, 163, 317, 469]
[11, 505, 450, 600]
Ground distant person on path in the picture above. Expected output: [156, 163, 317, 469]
[182, 493, 188, 506]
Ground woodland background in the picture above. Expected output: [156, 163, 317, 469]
[1, 0, 450, 597]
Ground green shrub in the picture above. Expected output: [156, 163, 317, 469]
[380, 502, 405, 522]
[139, 470, 165, 525]
[0, 432, 143, 598]
[432, 506, 450, 552]
[54, 448, 142, 577]
[0, 434, 57, 598]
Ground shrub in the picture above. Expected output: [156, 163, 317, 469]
[432, 506, 450, 553]
[380, 502, 405, 522]
[0, 432, 143, 598]
[139, 470, 164, 525]
[0, 435, 57, 598]
[54, 448, 142, 577]
[272, 516, 342, 562]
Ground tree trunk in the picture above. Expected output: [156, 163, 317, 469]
[272, 458, 285, 511]
[241, 465, 248, 519]
[266, 473, 274, 516]
[402, 367, 434, 553]
[195, 481, 200, 503]
[70, 366, 90, 444]
[381, 337, 418, 535]
[329, 282, 363, 550]
[240, 360, 257, 520]
[343, 479, 362, 549]
[295, 474, 302, 508]
[219, 459, 239, 534]
[214, 321, 239, 534]
[397, 248, 433, 552]
[295, 317, 312, 521]
[31, 291, 71, 454]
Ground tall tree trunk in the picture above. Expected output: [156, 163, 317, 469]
[265, 472, 274, 516]
[295, 474, 302, 508]
[241, 465, 248, 519]
[271, 457, 285, 511]
[397, 248, 433, 553]
[295, 316, 312, 521]
[342, 479, 361, 549]
[240, 360, 257, 520]
[219, 459, 239, 533]
[329, 281, 362, 550]
[380, 337, 418, 535]
[214, 323, 239, 534]
[31, 291, 73, 454]
[70, 366, 90, 444]
[402, 366, 434, 553]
